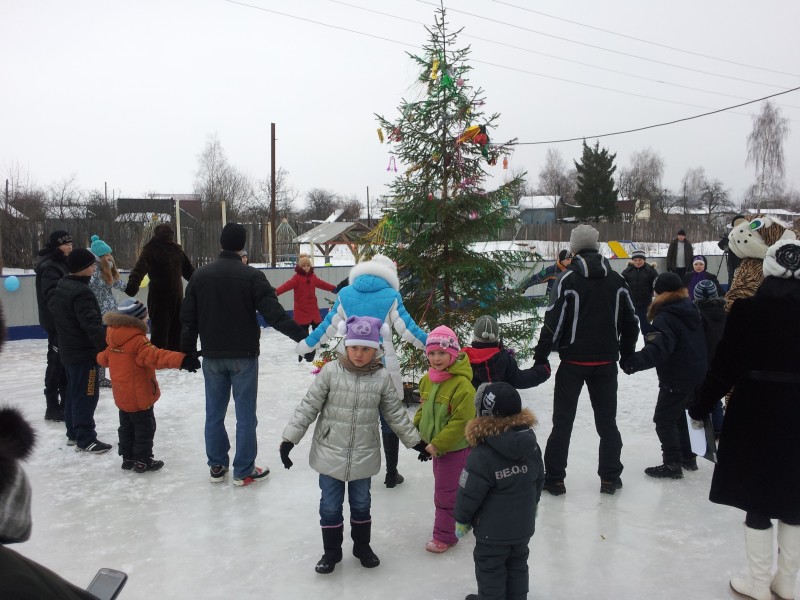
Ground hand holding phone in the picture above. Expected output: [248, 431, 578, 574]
[86, 568, 127, 600]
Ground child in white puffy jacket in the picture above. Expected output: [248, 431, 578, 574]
[280, 315, 426, 576]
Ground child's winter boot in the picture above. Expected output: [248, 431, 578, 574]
[772, 521, 800, 600]
[315, 524, 343, 574]
[382, 432, 404, 488]
[351, 519, 380, 568]
[730, 524, 774, 600]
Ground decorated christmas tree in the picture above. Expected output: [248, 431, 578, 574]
[375, 6, 540, 373]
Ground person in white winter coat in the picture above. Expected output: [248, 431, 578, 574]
[280, 315, 427, 576]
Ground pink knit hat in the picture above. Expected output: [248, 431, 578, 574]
[426, 325, 460, 362]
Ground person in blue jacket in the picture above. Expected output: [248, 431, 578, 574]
[520, 249, 571, 295]
[297, 254, 428, 488]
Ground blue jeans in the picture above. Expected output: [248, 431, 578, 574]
[64, 361, 100, 447]
[319, 474, 371, 527]
[202, 357, 259, 479]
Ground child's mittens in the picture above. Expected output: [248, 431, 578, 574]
[412, 441, 432, 462]
[455, 522, 472, 539]
[279, 441, 294, 469]
[180, 354, 201, 372]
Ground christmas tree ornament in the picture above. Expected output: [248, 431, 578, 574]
[469, 211, 478, 220]
[427, 192, 434, 201]
[430, 58, 440, 80]
[387, 156, 397, 172]
[502, 157, 508, 169]
[456, 77, 464, 87]
[377, 128, 384, 143]
[388, 127, 402, 142]
[456, 124, 481, 144]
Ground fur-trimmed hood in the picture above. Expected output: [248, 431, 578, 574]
[348, 254, 400, 291]
[103, 311, 148, 333]
[465, 408, 537, 457]
[648, 288, 689, 322]
[0, 407, 36, 544]
[103, 311, 148, 348]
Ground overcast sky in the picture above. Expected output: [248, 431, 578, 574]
[3, 0, 799, 207]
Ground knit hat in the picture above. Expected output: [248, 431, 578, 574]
[692, 255, 707, 267]
[339, 315, 387, 349]
[220, 223, 246, 252]
[677, 229, 686, 236]
[117, 298, 148, 320]
[66, 248, 96, 273]
[0, 407, 36, 544]
[630, 249, 646, 260]
[90, 234, 112, 257]
[473, 315, 500, 343]
[693, 279, 719, 301]
[426, 325, 460, 361]
[569, 224, 600, 254]
[297, 254, 312, 268]
[557, 249, 572, 262]
[153, 223, 174, 241]
[653, 272, 683, 294]
[477, 382, 522, 418]
[763, 239, 800, 280]
[48, 230, 72, 248]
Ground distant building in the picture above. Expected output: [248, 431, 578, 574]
[518, 196, 557, 224]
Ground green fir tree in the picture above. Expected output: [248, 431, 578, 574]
[574, 140, 619, 222]
[375, 6, 540, 374]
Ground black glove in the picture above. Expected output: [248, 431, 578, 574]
[123, 282, 138, 297]
[619, 355, 635, 375]
[412, 441, 427, 453]
[180, 354, 201, 373]
[412, 441, 432, 462]
[304, 350, 316, 363]
[279, 441, 294, 469]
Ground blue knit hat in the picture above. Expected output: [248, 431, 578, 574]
[693, 279, 718, 301]
[90, 235, 112, 257]
[117, 298, 148, 320]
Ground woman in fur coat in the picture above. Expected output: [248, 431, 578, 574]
[124, 224, 194, 351]
[689, 240, 800, 600]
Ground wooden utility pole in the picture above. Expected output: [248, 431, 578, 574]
[270, 123, 277, 267]
[366, 186, 371, 228]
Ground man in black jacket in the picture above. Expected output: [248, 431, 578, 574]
[533, 225, 639, 496]
[34, 230, 73, 422]
[181, 223, 309, 487]
[50, 248, 111, 453]
[622, 249, 658, 335]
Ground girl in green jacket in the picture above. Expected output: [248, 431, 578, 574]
[414, 325, 476, 553]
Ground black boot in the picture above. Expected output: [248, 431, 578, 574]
[382, 432, 404, 488]
[44, 394, 64, 422]
[351, 520, 380, 568]
[315, 525, 343, 574]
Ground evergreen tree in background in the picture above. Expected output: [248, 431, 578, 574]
[574, 140, 619, 222]
[374, 6, 540, 372]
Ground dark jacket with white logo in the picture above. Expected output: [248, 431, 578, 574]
[534, 249, 639, 363]
[454, 409, 543, 545]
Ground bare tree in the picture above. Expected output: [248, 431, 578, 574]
[338, 194, 363, 221]
[254, 167, 300, 220]
[300, 188, 340, 222]
[746, 101, 790, 208]
[697, 179, 734, 231]
[194, 134, 254, 220]
[538, 148, 570, 220]
[680, 167, 707, 212]
[47, 175, 83, 219]
[617, 148, 664, 220]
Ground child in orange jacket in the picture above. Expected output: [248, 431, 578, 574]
[97, 298, 200, 473]
[276, 254, 337, 334]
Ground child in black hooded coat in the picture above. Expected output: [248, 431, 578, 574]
[454, 382, 544, 600]
[621, 272, 707, 479]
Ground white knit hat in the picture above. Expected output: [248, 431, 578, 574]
[569, 225, 600, 254]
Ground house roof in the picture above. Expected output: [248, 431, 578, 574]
[292, 221, 370, 244]
[518, 196, 556, 210]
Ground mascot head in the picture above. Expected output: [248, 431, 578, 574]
[729, 215, 795, 260]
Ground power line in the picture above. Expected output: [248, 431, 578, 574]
[511, 86, 800, 145]
[414, 0, 794, 90]
[330, 0, 800, 108]
[491, 0, 800, 79]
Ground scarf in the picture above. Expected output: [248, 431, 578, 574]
[338, 352, 384, 375]
[428, 367, 453, 383]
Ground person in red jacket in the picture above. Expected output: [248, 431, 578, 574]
[276, 254, 337, 334]
[97, 299, 200, 473]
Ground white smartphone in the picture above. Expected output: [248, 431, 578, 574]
[86, 568, 128, 600]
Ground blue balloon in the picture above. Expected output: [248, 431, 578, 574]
[3, 276, 19, 292]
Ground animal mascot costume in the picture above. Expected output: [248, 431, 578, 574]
[725, 215, 795, 312]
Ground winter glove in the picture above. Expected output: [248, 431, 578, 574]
[690, 418, 705, 430]
[455, 522, 472, 539]
[531, 363, 551, 383]
[412, 441, 432, 462]
[412, 441, 428, 454]
[619, 355, 635, 375]
[304, 350, 316, 363]
[279, 441, 294, 469]
[180, 354, 201, 373]
[533, 358, 551, 375]
[123, 282, 138, 297]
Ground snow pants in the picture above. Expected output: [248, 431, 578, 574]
[474, 539, 530, 600]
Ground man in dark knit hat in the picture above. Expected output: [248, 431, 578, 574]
[50, 249, 111, 453]
[181, 223, 309, 487]
[666, 229, 694, 279]
[34, 230, 73, 422]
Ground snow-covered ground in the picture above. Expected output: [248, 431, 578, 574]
[2, 329, 762, 600]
